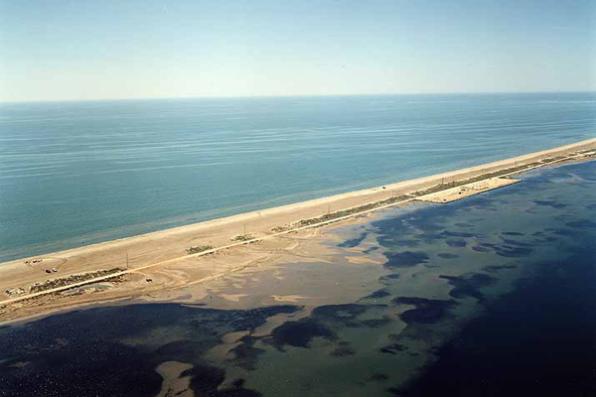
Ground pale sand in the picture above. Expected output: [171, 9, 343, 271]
[155, 361, 194, 397]
[419, 177, 519, 203]
[0, 138, 595, 323]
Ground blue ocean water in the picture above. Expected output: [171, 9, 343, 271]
[1, 93, 595, 261]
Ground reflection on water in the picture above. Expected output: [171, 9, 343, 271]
[1, 160, 596, 397]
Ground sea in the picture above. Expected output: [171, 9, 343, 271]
[0, 92, 595, 262]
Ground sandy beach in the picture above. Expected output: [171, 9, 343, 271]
[1, 138, 595, 323]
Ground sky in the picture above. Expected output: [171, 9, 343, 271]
[0, 0, 595, 102]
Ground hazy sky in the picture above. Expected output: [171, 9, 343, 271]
[1, 0, 595, 102]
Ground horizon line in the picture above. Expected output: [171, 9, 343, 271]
[1, 89, 595, 105]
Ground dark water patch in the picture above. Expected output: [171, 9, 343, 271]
[338, 232, 368, 248]
[462, 195, 495, 209]
[229, 306, 300, 330]
[479, 242, 498, 249]
[542, 226, 592, 242]
[363, 246, 379, 254]
[361, 317, 392, 328]
[494, 245, 533, 257]
[537, 235, 558, 243]
[566, 219, 596, 229]
[0, 340, 162, 397]
[372, 206, 451, 240]
[546, 227, 570, 236]
[0, 303, 298, 397]
[483, 264, 517, 273]
[379, 273, 401, 284]
[441, 230, 476, 238]
[312, 304, 369, 320]
[530, 231, 551, 243]
[570, 164, 596, 181]
[154, 340, 208, 363]
[380, 343, 407, 355]
[533, 199, 567, 209]
[550, 227, 578, 237]
[394, 239, 421, 247]
[269, 319, 336, 349]
[479, 241, 533, 257]
[471, 245, 491, 252]
[3, 305, 297, 352]
[424, 264, 440, 269]
[228, 336, 265, 371]
[368, 373, 389, 382]
[311, 303, 389, 330]
[439, 273, 496, 302]
[399, 249, 596, 397]
[363, 289, 391, 299]
[393, 297, 456, 324]
[416, 234, 444, 245]
[500, 237, 532, 247]
[384, 251, 429, 268]
[378, 236, 420, 248]
[371, 199, 495, 252]
[446, 239, 466, 248]
[183, 364, 261, 397]
[330, 341, 356, 357]
[502, 231, 524, 236]
[437, 252, 458, 259]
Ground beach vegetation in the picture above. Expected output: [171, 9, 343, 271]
[232, 234, 254, 242]
[186, 245, 214, 255]
[29, 268, 125, 294]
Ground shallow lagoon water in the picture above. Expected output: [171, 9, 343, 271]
[2, 93, 596, 261]
[1, 160, 595, 396]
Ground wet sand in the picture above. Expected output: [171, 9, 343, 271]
[0, 138, 595, 323]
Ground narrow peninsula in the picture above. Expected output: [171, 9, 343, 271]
[1, 138, 595, 323]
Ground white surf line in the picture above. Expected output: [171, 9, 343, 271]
[1, 146, 595, 308]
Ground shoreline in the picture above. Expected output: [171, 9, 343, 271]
[1, 138, 595, 322]
[5, 137, 596, 263]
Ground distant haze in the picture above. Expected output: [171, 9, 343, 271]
[1, 0, 595, 102]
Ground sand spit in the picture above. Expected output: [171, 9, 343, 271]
[419, 177, 519, 203]
[0, 138, 595, 322]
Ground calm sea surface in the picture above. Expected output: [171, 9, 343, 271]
[1, 93, 595, 261]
